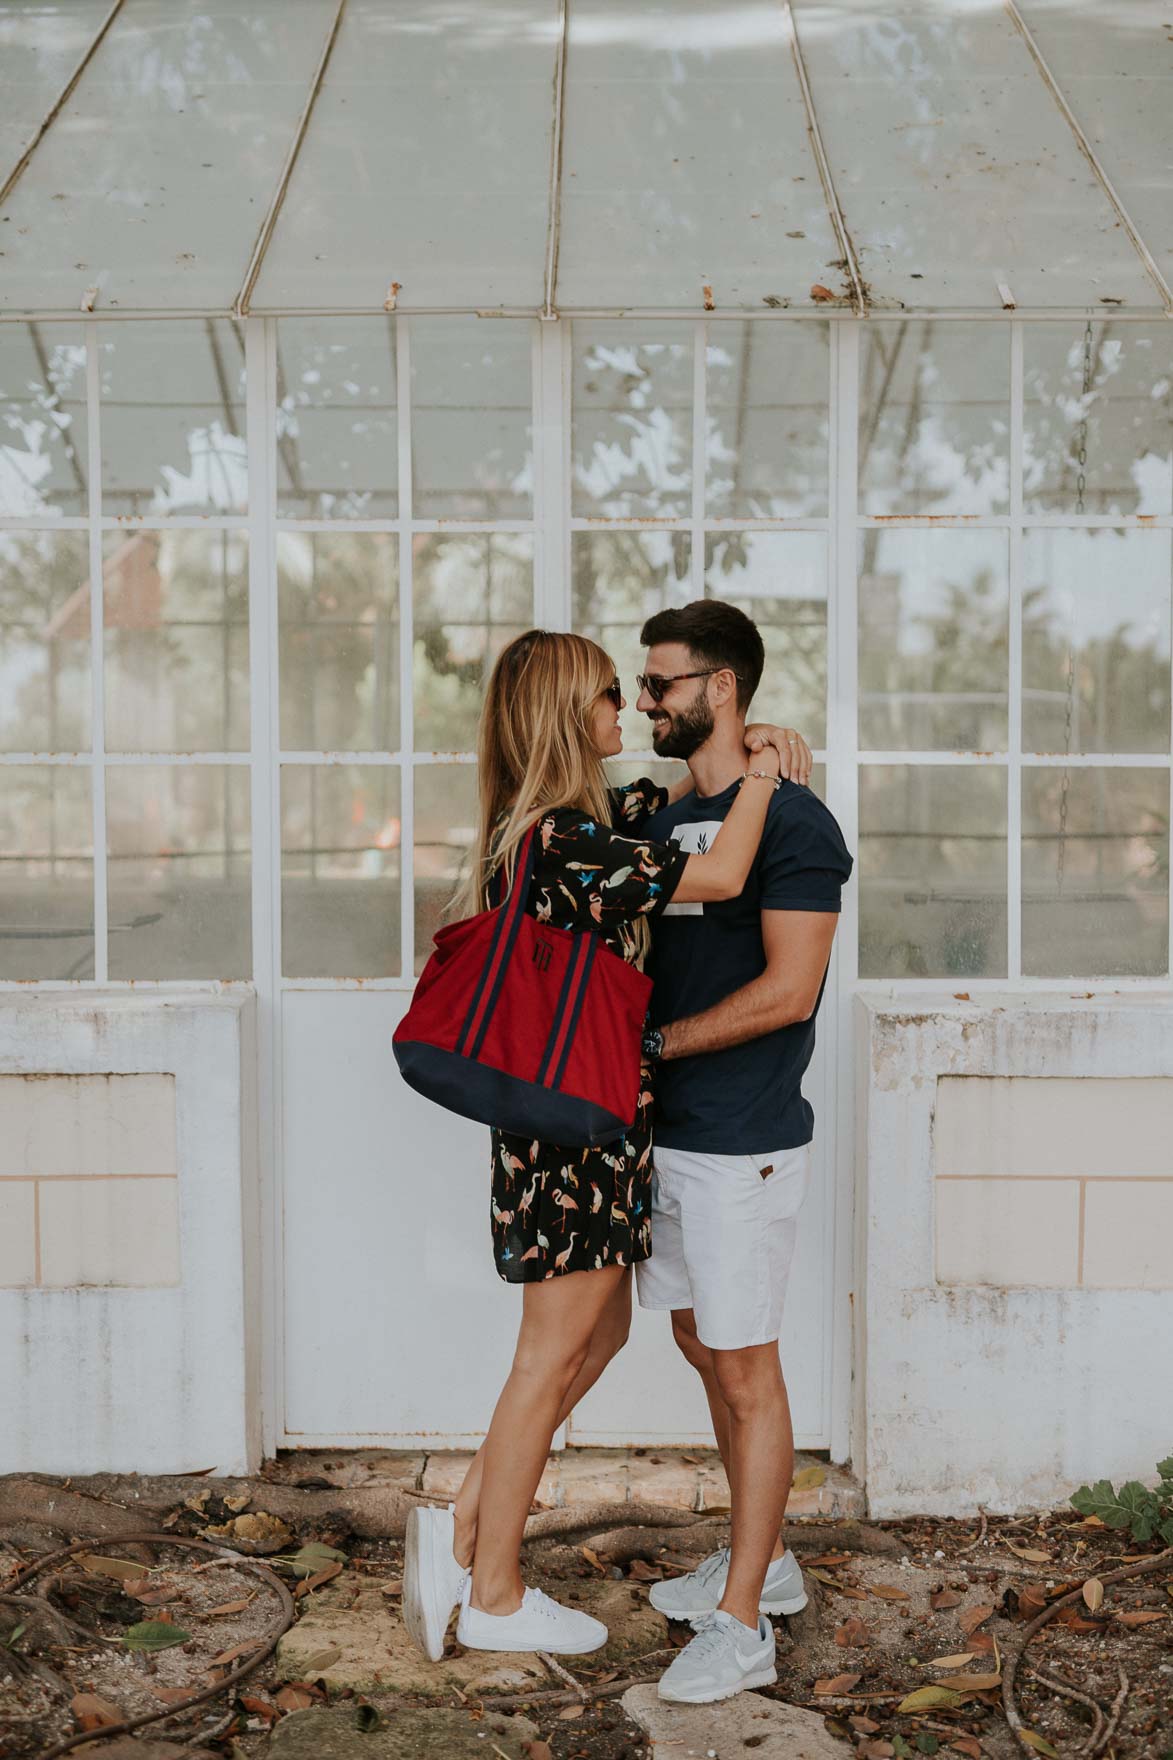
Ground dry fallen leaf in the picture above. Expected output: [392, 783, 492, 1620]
[898, 1685, 963, 1712]
[557, 1703, 585, 1720]
[834, 1616, 870, 1647]
[943, 1670, 1003, 1691]
[1020, 1732, 1059, 1758]
[927, 1651, 977, 1669]
[958, 1604, 995, 1636]
[1115, 1609, 1166, 1627]
[71, 1693, 122, 1731]
[931, 1588, 965, 1610]
[208, 1639, 264, 1669]
[207, 1597, 254, 1617]
[849, 1714, 881, 1733]
[949, 1739, 983, 1760]
[286, 1645, 341, 1674]
[1006, 1542, 1051, 1563]
[1082, 1577, 1104, 1611]
[76, 1554, 148, 1582]
[870, 1584, 910, 1601]
[792, 1464, 826, 1491]
[858, 1742, 895, 1759]
[580, 1545, 606, 1573]
[807, 1552, 854, 1567]
[275, 1683, 322, 1713]
[380, 1579, 403, 1597]
[153, 1686, 198, 1706]
[239, 1694, 278, 1724]
[814, 1672, 862, 1694]
[525, 1743, 554, 1760]
[301, 1562, 345, 1593]
[628, 1558, 663, 1582]
[810, 284, 837, 303]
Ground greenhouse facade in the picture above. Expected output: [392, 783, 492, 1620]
[1, 0, 1171, 1512]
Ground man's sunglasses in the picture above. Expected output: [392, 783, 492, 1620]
[635, 668, 741, 705]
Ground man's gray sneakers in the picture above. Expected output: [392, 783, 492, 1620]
[402, 1503, 469, 1661]
[649, 1546, 807, 1622]
[658, 1609, 777, 1703]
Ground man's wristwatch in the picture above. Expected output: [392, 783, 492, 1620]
[642, 1025, 665, 1062]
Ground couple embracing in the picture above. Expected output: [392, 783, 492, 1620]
[403, 599, 852, 1705]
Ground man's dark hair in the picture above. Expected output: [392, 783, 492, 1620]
[639, 600, 765, 714]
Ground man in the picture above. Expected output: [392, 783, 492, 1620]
[634, 599, 853, 1705]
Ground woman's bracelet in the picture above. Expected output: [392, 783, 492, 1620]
[741, 768, 783, 791]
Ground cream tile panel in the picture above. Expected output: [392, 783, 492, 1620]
[0, 1182, 36, 1286]
[1082, 1182, 1173, 1290]
[0, 1074, 176, 1178]
[936, 1177, 1081, 1287]
[38, 1177, 181, 1288]
[934, 1077, 1173, 1180]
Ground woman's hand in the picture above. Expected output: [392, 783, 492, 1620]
[745, 723, 812, 786]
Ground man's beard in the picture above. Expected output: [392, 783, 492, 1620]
[649, 690, 715, 760]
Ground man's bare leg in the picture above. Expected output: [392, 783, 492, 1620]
[670, 1308, 789, 1568]
[452, 1269, 632, 1570]
[709, 1342, 794, 1628]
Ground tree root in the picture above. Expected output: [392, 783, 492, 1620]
[4, 1531, 295, 1760]
[1024, 1663, 1105, 1751]
[1002, 1546, 1168, 1758]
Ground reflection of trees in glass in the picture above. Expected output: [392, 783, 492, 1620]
[572, 334, 692, 517]
[0, 532, 90, 751]
[704, 531, 826, 741]
[0, 326, 87, 517]
[278, 533, 397, 752]
[413, 534, 533, 752]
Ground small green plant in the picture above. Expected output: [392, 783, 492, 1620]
[1070, 1455, 1173, 1546]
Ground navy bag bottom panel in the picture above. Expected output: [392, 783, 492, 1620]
[393, 1040, 630, 1147]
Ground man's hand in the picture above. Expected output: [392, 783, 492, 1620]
[659, 910, 839, 1060]
[745, 723, 812, 786]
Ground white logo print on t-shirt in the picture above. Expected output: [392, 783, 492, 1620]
[663, 821, 724, 916]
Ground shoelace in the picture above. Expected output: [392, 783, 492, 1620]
[524, 1587, 566, 1622]
[693, 1546, 730, 1585]
[682, 1612, 743, 1663]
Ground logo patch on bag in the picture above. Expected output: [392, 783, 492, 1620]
[532, 937, 554, 974]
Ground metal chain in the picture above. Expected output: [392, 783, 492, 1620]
[1056, 320, 1094, 895]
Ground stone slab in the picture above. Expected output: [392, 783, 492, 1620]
[265, 1706, 538, 1760]
[622, 1681, 844, 1758]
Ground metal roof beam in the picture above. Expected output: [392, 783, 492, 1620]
[1004, 0, 1173, 317]
[541, 0, 569, 319]
[234, 0, 349, 319]
[0, 0, 128, 211]
[779, 1, 867, 317]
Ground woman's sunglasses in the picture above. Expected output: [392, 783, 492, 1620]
[604, 677, 623, 709]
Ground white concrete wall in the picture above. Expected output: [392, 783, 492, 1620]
[0, 990, 261, 1476]
[856, 994, 1173, 1516]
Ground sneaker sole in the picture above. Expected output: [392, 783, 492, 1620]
[456, 1624, 609, 1655]
[402, 1507, 452, 1663]
[658, 1663, 778, 1704]
[651, 1591, 808, 1621]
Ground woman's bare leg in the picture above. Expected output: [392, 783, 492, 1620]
[465, 1265, 628, 1613]
[452, 1269, 631, 1568]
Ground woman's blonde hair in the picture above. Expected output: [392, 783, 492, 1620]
[453, 629, 619, 919]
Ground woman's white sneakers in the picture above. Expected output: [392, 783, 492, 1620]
[402, 1503, 470, 1662]
[657, 1609, 778, 1703]
[649, 1546, 807, 1621]
[457, 1583, 608, 1655]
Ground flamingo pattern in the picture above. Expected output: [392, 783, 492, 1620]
[491, 779, 687, 1283]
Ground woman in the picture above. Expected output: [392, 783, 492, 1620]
[403, 629, 803, 1658]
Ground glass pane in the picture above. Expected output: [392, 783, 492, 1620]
[99, 321, 247, 516]
[859, 529, 1009, 752]
[0, 531, 90, 752]
[860, 765, 1007, 978]
[1022, 767, 1168, 978]
[105, 765, 251, 979]
[572, 325, 693, 518]
[281, 764, 401, 978]
[1023, 530, 1171, 756]
[103, 531, 249, 754]
[415, 763, 477, 973]
[276, 317, 398, 519]
[1024, 324, 1173, 516]
[0, 766, 92, 979]
[704, 532, 827, 746]
[279, 532, 398, 752]
[859, 322, 1009, 515]
[413, 534, 533, 753]
[0, 325, 88, 517]
[572, 529, 692, 751]
[411, 319, 532, 518]
[705, 323, 829, 518]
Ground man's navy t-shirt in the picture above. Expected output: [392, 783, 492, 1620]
[644, 779, 853, 1154]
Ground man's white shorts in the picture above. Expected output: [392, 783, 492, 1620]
[634, 1143, 812, 1350]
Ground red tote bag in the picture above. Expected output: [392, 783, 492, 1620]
[393, 827, 651, 1146]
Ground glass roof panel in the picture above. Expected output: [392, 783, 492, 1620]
[797, 0, 1162, 311]
[557, 0, 845, 312]
[251, 0, 559, 313]
[0, 0, 336, 315]
[0, 0, 112, 173]
[1017, 0, 1173, 300]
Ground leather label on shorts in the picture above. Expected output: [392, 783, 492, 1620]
[759, 1163, 774, 1179]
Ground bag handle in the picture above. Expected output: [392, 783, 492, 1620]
[488, 823, 538, 911]
[458, 826, 538, 1059]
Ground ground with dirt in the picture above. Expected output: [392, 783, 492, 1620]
[1, 1468, 1170, 1760]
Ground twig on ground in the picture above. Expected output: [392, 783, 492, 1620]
[1089, 1665, 1129, 1759]
[1024, 1664, 1106, 1750]
[538, 1650, 587, 1699]
[475, 1673, 660, 1712]
[1002, 1547, 1170, 1758]
[956, 1509, 988, 1555]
